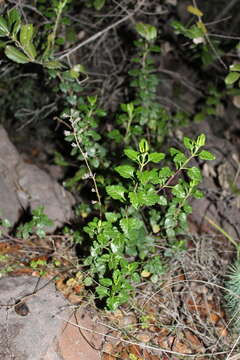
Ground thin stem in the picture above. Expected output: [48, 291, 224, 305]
[70, 120, 102, 218]
[51, 0, 68, 51]
[206, 216, 239, 256]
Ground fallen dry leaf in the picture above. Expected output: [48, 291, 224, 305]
[128, 344, 142, 357]
[208, 312, 220, 325]
[102, 343, 113, 354]
[67, 292, 83, 304]
[184, 329, 205, 353]
[102, 353, 116, 360]
[137, 333, 152, 343]
[173, 338, 192, 354]
[216, 325, 228, 337]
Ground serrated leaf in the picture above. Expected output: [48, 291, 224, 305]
[120, 218, 142, 238]
[0, 16, 9, 34]
[115, 165, 135, 179]
[225, 72, 240, 85]
[141, 188, 159, 206]
[159, 195, 167, 206]
[5, 45, 30, 63]
[124, 148, 139, 162]
[148, 152, 165, 163]
[172, 184, 186, 199]
[187, 5, 203, 17]
[96, 285, 109, 298]
[159, 167, 172, 178]
[105, 212, 120, 223]
[198, 150, 216, 160]
[164, 217, 176, 229]
[106, 185, 127, 202]
[136, 169, 159, 185]
[183, 137, 193, 150]
[173, 152, 187, 168]
[187, 166, 202, 182]
[193, 189, 204, 198]
[129, 191, 140, 209]
[84, 277, 93, 286]
[183, 203, 192, 214]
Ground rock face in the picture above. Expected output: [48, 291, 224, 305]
[0, 125, 75, 231]
[0, 276, 106, 360]
[0, 276, 68, 360]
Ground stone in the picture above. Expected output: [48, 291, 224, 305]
[0, 125, 75, 232]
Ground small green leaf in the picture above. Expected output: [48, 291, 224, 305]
[187, 166, 202, 183]
[187, 5, 203, 17]
[2, 219, 11, 228]
[198, 150, 216, 160]
[136, 169, 159, 185]
[7, 8, 21, 27]
[106, 185, 127, 202]
[139, 138, 149, 153]
[20, 24, 34, 46]
[129, 192, 140, 209]
[0, 16, 9, 34]
[115, 165, 135, 179]
[96, 285, 109, 299]
[183, 203, 192, 214]
[94, 0, 105, 10]
[107, 296, 124, 311]
[5, 45, 30, 63]
[159, 195, 167, 206]
[84, 277, 93, 286]
[164, 217, 176, 229]
[193, 189, 204, 198]
[105, 212, 120, 223]
[171, 150, 187, 168]
[124, 148, 139, 162]
[135, 23, 157, 41]
[225, 72, 240, 85]
[36, 228, 46, 238]
[183, 137, 193, 150]
[7, 8, 21, 36]
[148, 152, 165, 163]
[159, 167, 172, 179]
[172, 184, 186, 199]
[19, 24, 36, 59]
[194, 112, 205, 122]
[141, 188, 159, 206]
[99, 278, 112, 287]
[120, 218, 142, 237]
[230, 63, 240, 72]
[24, 42, 37, 59]
[196, 133, 206, 147]
[43, 60, 63, 69]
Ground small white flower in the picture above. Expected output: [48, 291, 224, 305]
[193, 37, 204, 44]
